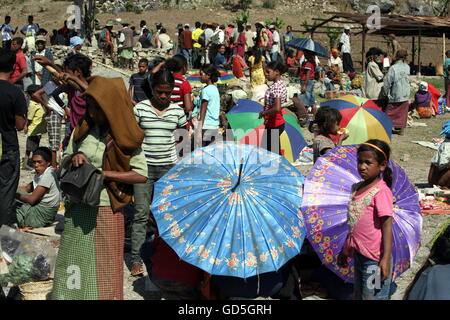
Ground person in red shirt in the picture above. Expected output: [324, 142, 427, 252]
[9, 37, 28, 90]
[286, 48, 300, 77]
[258, 61, 288, 155]
[299, 50, 317, 109]
[166, 54, 193, 114]
[180, 24, 193, 68]
[149, 232, 204, 299]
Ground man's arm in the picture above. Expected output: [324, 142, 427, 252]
[16, 185, 48, 205]
[15, 115, 26, 131]
[33, 88, 53, 113]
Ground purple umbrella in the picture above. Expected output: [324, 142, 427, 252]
[300, 145, 422, 283]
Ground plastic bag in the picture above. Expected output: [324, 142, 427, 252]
[0, 226, 58, 284]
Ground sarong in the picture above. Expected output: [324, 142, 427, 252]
[384, 101, 409, 128]
[15, 201, 57, 228]
[52, 204, 124, 300]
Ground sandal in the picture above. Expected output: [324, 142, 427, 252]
[130, 263, 144, 276]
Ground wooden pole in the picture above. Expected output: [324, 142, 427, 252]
[444, 33, 446, 65]
[412, 36, 415, 69]
[418, 28, 422, 77]
[362, 25, 366, 73]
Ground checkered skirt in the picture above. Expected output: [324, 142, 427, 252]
[45, 111, 63, 152]
[52, 204, 124, 300]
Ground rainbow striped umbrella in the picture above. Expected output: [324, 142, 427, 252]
[187, 69, 237, 84]
[226, 99, 307, 163]
[320, 95, 392, 145]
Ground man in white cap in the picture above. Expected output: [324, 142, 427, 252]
[31, 35, 53, 86]
[339, 25, 354, 73]
[269, 24, 281, 63]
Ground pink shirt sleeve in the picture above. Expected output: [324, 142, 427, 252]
[374, 184, 394, 217]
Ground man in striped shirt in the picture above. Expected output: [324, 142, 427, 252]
[130, 70, 188, 276]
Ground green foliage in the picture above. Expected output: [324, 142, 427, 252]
[124, 0, 133, 12]
[3, 254, 34, 285]
[301, 20, 321, 33]
[264, 17, 285, 29]
[326, 28, 340, 40]
[262, 0, 276, 9]
[234, 10, 250, 24]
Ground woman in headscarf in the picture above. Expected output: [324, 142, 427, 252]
[52, 76, 148, 300]
[363, 48, 384, 102]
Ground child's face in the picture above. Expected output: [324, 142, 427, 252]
[138, 63, 148, 74]
[200, 70, 210, 83]
[357, 151, 386, 182]
[330, 121, 340, 135]
[264, 67, 279, 81]
[32, 155, 50, 175]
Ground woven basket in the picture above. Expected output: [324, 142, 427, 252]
[18, 280, 53, 300]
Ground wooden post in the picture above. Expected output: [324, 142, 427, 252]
[361, 25, 366, 73]
[444, 33, 446, 65]
[412, 36, 415, 69]
[418, 28, 422, 77]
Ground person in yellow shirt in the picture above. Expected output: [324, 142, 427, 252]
[191, 21, 204, 69]
[23, 84, 47, 170]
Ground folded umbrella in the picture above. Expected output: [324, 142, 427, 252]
[300, 145, 422, 283]
[226, 99, 307, 163]
[151, 142, 306, 278]
[187, 69, 237, 84]
[285, 38, 329, 58]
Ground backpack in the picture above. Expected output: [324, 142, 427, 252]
[98, 29, 107, 49]
[198, 31, 206, 47]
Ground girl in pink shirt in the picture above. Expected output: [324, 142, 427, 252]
[338, 139, 394, 300]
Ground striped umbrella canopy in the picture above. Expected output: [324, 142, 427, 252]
[187, 69, 237, 84]
[226, 99, 307, 163]
[320, 95, 392, 145]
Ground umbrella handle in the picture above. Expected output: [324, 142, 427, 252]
[231, 161, 244, 193]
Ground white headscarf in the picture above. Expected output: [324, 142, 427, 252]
[419, 81, 428, 92]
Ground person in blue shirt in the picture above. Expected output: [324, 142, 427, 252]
[283, 25, 295, 51]
[213, 44, 230, 70]
[444, 50, 450, 100]
[192, 64, 221, 148]
[0, 16, 17, 49]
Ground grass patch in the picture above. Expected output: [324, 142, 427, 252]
[425, 77, 445, 93]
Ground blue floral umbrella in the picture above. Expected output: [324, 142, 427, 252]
[151, 142, 306, 278]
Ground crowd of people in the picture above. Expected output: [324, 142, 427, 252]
[0, 13, 449, 301]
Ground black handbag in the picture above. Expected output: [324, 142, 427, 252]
[60, 154, 104, 207]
